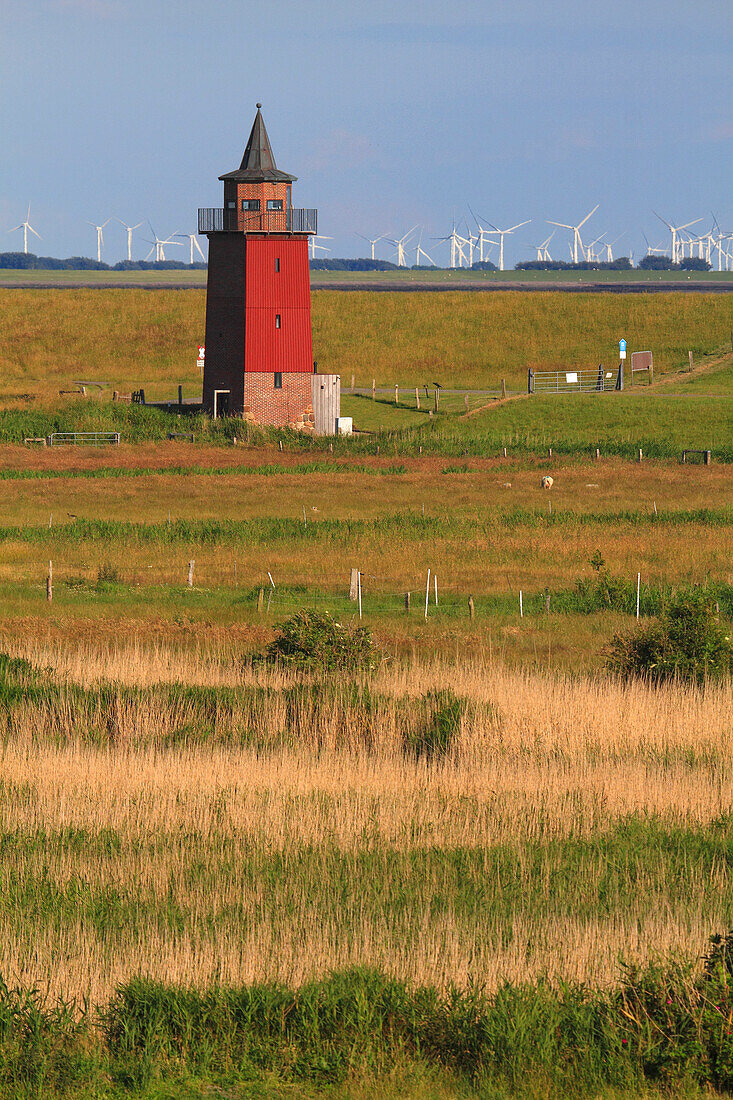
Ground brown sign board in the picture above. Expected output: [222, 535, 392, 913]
[631, 351, 653, 372]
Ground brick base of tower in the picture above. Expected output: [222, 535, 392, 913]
[242, 373, 314, 430]
[202, 233, 314, 427]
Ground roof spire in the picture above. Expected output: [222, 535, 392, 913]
[219, 104, 297, 184]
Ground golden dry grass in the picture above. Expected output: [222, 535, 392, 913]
[0, 643, 731, 1005]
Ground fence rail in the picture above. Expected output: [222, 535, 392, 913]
[528, 365, 623, 394]
[48, 432, 120, 447]
[197, 207, 318, 234]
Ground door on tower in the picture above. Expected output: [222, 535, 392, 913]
[213, 390, 231, 418]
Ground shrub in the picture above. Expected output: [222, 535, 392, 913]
[404, 689, 465, 761]
[266, 610, 377, 671]
[606, 591, 733, 683]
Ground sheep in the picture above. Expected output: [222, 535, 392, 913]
[541, 475, 554, 490]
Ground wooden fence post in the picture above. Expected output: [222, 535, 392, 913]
[404, 591, 410, 613]
[689, 350, 694, 372]
[257, 588, 264, 613]
[638, 448, 643, 463]
[372, 379, 376, 400]
[501, 378, 507, 399]
[395, 384, 399, 405]
[349, 568, 359, 601]
[351, 374, 355, 392]
[468, 595, 474, 620]
[464, 394, 469, 412]
[187, 560, 195, 587]
[47, 561, 52, 603]
[415, 388, 420, 410]
[434, 389, 439, 413]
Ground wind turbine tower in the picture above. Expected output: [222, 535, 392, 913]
[357, 234, 385, 260]
[548, 205, 598, 264]
[8, 205, 41, 254]
[176, 232, 207, 264]
[88, 219, 111, 263]
[488, 219, 531, 271]
[116, 219, 143, 262]
[653, 212, 703, 265]
[388, 226, 418, 267]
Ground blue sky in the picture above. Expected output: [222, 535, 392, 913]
[2, 0, 731, 267]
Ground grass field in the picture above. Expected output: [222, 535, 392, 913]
[1, 289, 733, 1096]
[2, 288, 733, 401]
[2, 265, 733, 289]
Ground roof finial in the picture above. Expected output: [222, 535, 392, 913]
[256, 102, 262, 109]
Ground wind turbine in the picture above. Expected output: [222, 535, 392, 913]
[548, 205, 598, 264]
[8, 205, 41, 254]
[176, 232, 206, 264]
[308, 234, 333, 259]
[585, 233, 606, 264]
[144, 226, 183, 262]
[88, 218, 112, 264]
[468, 207, 499, 263]
[387, 225, 418, 267]
[357, 233, 385, 260]
[116, 219, 143, 262]
[653, 212, 703, 265]
[414, 229, 434, 267]
[532, 231, 555, 262]
[486, 219, 531, 271]
[602, 234, 624, 263]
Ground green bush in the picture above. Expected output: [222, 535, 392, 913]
[404, 689, 465, 761]
[266, 610, 378, 671]
[607, 591, 733, 683]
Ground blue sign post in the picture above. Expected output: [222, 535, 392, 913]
[619, 338, 627, 360]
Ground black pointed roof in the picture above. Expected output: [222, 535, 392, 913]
[219, 105, 297, 183]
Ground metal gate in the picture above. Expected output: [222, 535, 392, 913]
[528, 365, 623, 394]
[311, 374, 341, 435]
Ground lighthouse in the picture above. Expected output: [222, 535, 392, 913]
[198, 105, 338, 431]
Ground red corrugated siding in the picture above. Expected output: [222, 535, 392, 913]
[244, 238, 312, 372]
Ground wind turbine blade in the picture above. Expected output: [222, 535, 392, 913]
[577, 205, 599, 230]
[507, 220, 531, 233]
[8, 225, 23, 233]
[653, 211, 673, 231]
[28, 226, 41, 239]
[678, 218, 703, 231]
[547, 221, 573, 230]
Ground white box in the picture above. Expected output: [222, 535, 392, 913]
[336, 417, 353, 436]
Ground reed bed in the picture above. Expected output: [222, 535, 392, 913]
[0, 643, 731, 1007]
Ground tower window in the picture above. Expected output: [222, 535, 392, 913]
[274, 372, 282, 389]
[241, 199, 260, 211]
[267, 199, 283, 211]
[274, 258, 280, 272]
[275, 314, 281, 329]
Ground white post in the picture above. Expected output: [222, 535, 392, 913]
[358, 571, 362, 620]
[434, 575, 438, 606]
[302, 505, 307, 526]
[519, 590, 523, 618]
[187, 560, 194, 587]
[425, 568, 431, 620]
[268, 572, 275, 588]
[636, 572, 641, 620]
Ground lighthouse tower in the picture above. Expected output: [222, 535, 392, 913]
[198, 105, 323, 428]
